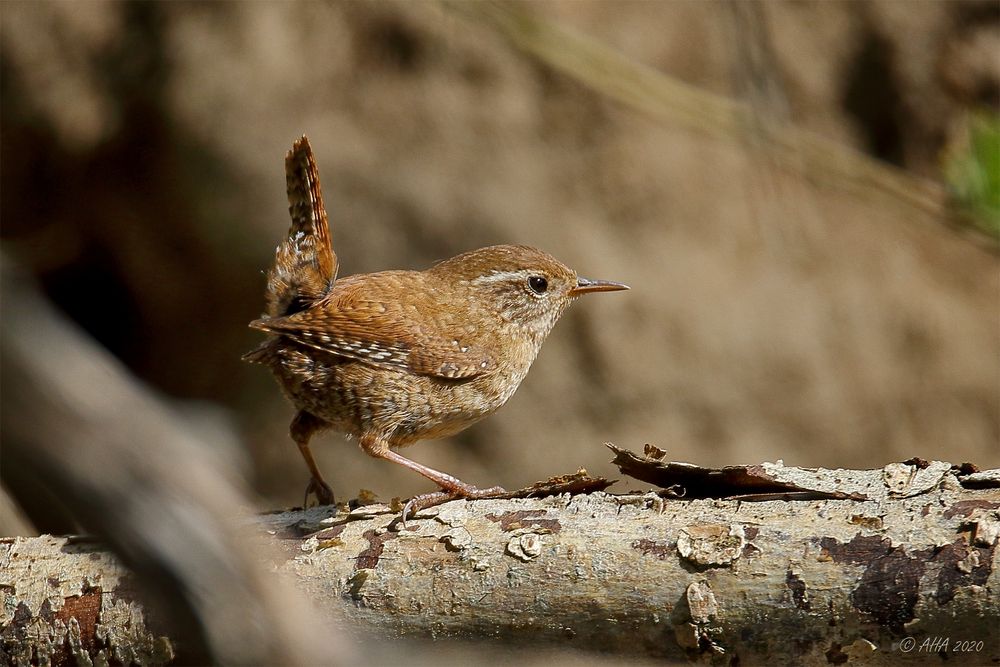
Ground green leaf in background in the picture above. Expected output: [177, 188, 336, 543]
[944, 111, 1000, 238]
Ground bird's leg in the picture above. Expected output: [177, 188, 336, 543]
[359, 434, 505, 519]
[290, 410, 335, 506]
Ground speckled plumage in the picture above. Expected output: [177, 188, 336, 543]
[244, 137, 627, 508]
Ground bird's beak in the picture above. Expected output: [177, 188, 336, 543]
[569, 277, 630, 297]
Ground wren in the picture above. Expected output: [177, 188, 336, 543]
[244, 136, 628, 511]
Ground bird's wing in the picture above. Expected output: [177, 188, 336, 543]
[251, 283, 498, 380]
[264, 136, 338, 318]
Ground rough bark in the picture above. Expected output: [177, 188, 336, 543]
[0, 536, 175, 666]
[4, 463, 998, 666]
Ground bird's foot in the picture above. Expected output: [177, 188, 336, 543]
[303, 477, 336, 507]
[401, 485, 506, 525]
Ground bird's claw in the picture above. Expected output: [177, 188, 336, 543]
[400, 485, 507, 526]
[303, 478, 336, 508]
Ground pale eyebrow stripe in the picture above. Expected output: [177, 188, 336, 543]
[470, 270, 532, 286]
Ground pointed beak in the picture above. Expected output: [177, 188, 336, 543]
[569, 277, 630, 297]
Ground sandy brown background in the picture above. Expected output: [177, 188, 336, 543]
[3, 0, 997, 512]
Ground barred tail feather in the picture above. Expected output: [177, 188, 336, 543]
[264, 135, 338, 318]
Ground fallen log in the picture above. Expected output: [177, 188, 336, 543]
[4, 459, 998, 665]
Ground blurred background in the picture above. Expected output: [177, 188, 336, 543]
[2, 0, 998, 523]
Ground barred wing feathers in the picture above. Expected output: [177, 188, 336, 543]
[251, 274, 497, 380]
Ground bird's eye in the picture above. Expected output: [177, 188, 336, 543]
[528, 276, 548, 294]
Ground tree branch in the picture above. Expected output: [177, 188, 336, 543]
[4, 462, 998, 665]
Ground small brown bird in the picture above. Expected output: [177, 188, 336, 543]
[245, 136, 628, 510]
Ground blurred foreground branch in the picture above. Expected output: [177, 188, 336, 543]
[0, 258, 349, 665]
[5, 470, 998, 664]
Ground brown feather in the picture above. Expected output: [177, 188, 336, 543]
[252, 272, 498, 379]
[264, 136, 338, 317]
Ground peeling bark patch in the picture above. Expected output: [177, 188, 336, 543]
[678, 524, 745, 567]
[11, 601, 32, 627]
[506, 533, 543, 561]
[355, 530, 399, 570]
[685, 581, 718, 623]
[882, 460, 951, 497]
[786, 571, 810, 610]
[928, 539, 996, 605]
[820, 535, 922, 633]
[942, 499, 999, 519]
[312, 523, 348, 541]
[742, 526, 761, 558]
[820, 534, 890, 566]
[958, 469, 1000, 489]
[848, 514, 883, 530]
[632, 538, 672, 559]
[486, 510, 561, 534]
[820, 533, 998, 632]
[740, 526, 761, 558]
[53, 588, 102, 661]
